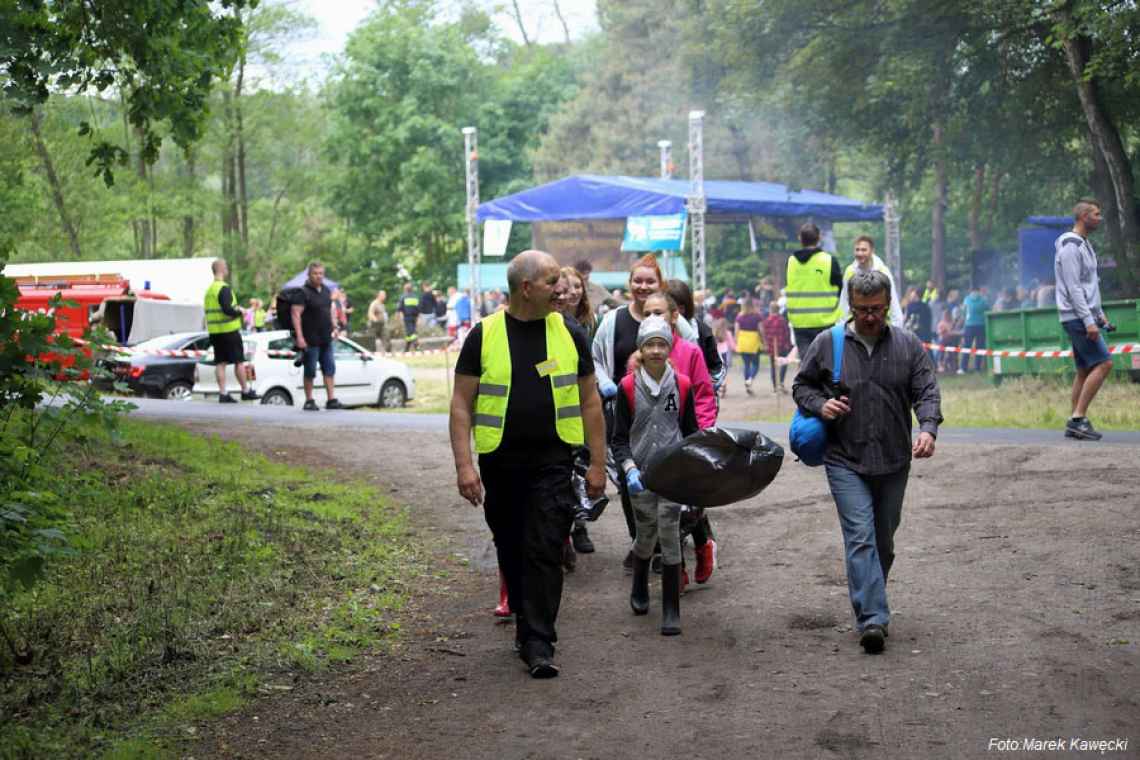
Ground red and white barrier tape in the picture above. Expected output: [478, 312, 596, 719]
[921, 341, 1137, 359]
[77, 337, 457, 360]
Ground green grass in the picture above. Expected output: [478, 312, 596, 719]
[0, 418, 420, 759]
[932, 372, 1140, 430]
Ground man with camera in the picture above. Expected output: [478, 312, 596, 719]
[792, 270, 942, 654]
[1055, 199, 1115, 441]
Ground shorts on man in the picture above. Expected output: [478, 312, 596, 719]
[302, 343, 336, 379]
[210, 331, 246, 365]
[1062, 319, 1111, 370]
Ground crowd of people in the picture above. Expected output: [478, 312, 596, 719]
[444, 197, 1118, 680]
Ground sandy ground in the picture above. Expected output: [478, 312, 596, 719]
[175, 399, 1140, 760]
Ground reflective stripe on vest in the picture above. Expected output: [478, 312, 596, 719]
[204, 281, 242, 334]
[473, 310, 584, 454]
[786, 251, 839, 327]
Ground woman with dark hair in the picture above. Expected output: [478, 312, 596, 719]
[667, 279, 725, 393]
[592, 255, 697, 565]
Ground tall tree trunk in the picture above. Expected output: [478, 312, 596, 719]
[931, 121, 948, 294]
[182, 147, 196, 257]
[726, 122, 752, 181]
[221, 90, 239, 266]
[235, 53, 249, 251]
[1086, 125, 1124, 262]
[983, 169, 1001, 242]
[551, 0, 572, 43]
[1059, 15, 1139, 286]
[968, 164, 985, 252]
[133, 126, 154, 258]
[510, 0, 532, 46]
[29, 110, 82, 259]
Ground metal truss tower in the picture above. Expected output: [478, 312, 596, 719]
[462, 127, 481, 318]
[658, 140, 674, 278]
[687, 111, 707, 292]
[884, 191, 902, 287]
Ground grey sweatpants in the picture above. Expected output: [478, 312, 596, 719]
[631, 490, 683, 565]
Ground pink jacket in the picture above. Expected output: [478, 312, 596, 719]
[669, 336, 717, 429]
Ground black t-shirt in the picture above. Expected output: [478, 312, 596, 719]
[300, 282, 334, 346]
[419, 292, 436, 315]
[612, 307, 641, 384]
[456, 312, 594, 466]
[906, 300, 933, 340]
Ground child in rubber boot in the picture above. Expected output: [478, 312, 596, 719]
[611, 315, 699, 635]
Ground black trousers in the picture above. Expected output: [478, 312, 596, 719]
[482, 458, 575, 655]
[793, 326, 827, 359]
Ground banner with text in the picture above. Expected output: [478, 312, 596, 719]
[621, 213, 687, 252]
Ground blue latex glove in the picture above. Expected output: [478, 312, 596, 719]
[598, 377, 618, 399]
[626, 468, 645, 495]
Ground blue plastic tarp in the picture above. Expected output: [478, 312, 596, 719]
[282, 270, 341, 292]
[1026, 216, 1074, 228]
[477, 175, 883, 223]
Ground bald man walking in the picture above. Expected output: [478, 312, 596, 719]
[449, 251, 607, 679]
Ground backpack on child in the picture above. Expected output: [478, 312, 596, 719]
[619, 371, 692, 419]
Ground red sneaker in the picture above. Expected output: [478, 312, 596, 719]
[494, 572, 511, 617]
[695, 539, 717, 584]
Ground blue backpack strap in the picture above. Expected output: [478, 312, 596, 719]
[830, 323, 845, 384]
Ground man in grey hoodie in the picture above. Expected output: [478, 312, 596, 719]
[1055, 199, 1115, 441]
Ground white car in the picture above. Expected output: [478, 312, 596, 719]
[194, 330, 415, 408]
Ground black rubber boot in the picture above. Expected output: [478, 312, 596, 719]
[630, 555, 650, 615]
[660, 563, 682, 636]
[571, 523, 595, 554]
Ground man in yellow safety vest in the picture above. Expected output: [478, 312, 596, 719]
[203, 259, 258, 403]
[449, 250, 606, 679]
[785, 222, 844, 358]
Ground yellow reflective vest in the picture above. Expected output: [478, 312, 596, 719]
[473, 310, 584, 454]
[786, 251, 840, 328]
[253, 308, 266, 329]
[204, 281, 242, 335]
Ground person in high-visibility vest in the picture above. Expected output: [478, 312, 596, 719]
[204, 259, 258, 403]
[449, 250, 606, 679]
[253, 301, 267, 331]
[785, 222, 843, 358]
[397, 282, 420, 351]
[836, 236, 904, 328]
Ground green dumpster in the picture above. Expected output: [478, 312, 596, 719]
[984, 299, 1140, 382]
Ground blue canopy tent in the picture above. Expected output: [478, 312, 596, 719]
[464, 175, 883, 291]
[476, 175, 884, 223]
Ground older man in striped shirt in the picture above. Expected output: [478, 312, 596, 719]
[793, 269, 943, 655]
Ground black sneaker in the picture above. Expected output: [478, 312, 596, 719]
[219, 394, 237, 404]
[571, 525, 595, 554]
[240, 389, 260, 401]
[303, 399, 319, 411]
[860, 624, 886, 654]
[1065, 417, 1102, 441]
[325, 398, 344, 410]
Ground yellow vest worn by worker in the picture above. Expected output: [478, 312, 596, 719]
[253, 308, 266, 329]
[473, 310, 584, 454]
[786, 251, 840, 328]
[923, 286, 939, 303]
[204, 280, 242, 335]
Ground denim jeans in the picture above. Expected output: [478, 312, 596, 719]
[825, 463, 910, 631]
[960, 324, 986, 372]
[741, 351, 761, 382]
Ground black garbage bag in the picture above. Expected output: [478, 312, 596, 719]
[642, 427, 784, 507]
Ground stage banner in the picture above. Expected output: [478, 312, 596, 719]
[483, 219, 512, 257]
[621, 213, 687, 252]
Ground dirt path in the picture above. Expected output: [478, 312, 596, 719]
[183, 420, 1140, 759]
